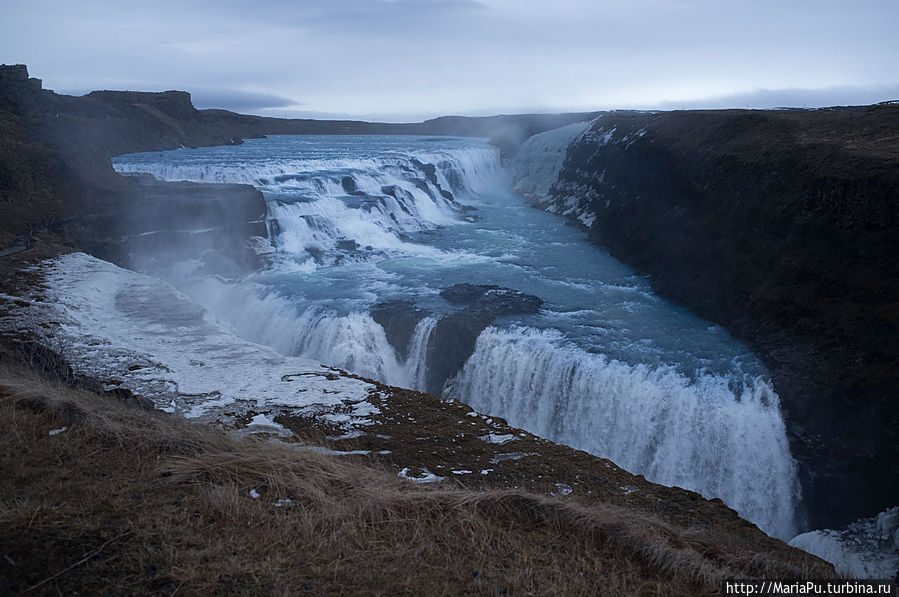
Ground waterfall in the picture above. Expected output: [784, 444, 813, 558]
[404, 316, 438, 391]
[114, 140, 502, 271]
[447, 326, 800, 540]
[113, 134, 803, 541]
[511, 120, 592, 201]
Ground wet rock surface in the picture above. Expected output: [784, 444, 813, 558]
[370, 300, 430, 360]
[439, 283, 544, 314]
[371, 285, 544, 395]
[425, 285, 543, 394]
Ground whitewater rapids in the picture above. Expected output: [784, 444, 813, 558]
[110, 133, 801, 538]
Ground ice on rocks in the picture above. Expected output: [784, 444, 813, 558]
[244, 414, 293, 437]
[0, 253, 378, 428]
[479, 433, 515, 445]
[789, 506, 899, 579]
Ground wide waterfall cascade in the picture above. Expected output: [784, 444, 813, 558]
[449, 326, 799, 539]
[116, 135, 502, 271]
[113, 134, 801, 539]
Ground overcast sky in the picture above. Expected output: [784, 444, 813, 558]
[3, 0, 897, 121]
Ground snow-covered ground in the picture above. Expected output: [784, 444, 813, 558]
[0, 253, 378, 427]
[789, 506, 899, 579]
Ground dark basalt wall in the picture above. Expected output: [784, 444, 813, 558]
[547, 106, 899, 530]
[0, 65, 269, 267]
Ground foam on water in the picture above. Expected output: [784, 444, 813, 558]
[115, 136, 502, 271]
[165, 270, 438, 390]
[448, 326, 800, 539]
[112, 133, 802, 540]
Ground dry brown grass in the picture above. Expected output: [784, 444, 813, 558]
[0, 362, 834, 596]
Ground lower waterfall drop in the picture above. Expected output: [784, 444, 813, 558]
[448, 326, 800, 540]
[404, 316, 438, 391]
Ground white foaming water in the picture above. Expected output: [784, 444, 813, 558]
[169, 270, 436, 391]
[114, 150, 499, 194]
[405, 316, 438, 390]
[114, 134, 801, 540]
[115, 136, 502, 271]
[448, 326, 800, 539]
[288, 309, 404, 383]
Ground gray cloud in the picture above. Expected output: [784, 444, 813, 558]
[656, 85, 899, 111]
[189, 88, 300, 112]
[2, 0, 898, 120]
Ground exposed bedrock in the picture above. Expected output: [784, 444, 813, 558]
[370, 300, 430, 360]
[428, 284, 543, 395]
[370, 285, 543, 395]
[537, 106, 899, 530]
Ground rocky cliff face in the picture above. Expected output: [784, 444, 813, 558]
[526, 107, 899, 530]
[0, 66, 277, 274]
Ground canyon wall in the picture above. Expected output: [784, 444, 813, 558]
[520, 107, 899, 529]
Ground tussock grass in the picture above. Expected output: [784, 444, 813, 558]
[0, 363, 834, 595]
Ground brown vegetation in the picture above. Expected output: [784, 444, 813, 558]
[0, 362, 833, 596]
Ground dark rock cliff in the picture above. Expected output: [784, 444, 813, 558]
[371, 285, 544, 395]
[426, 284, 543, 395]
[0, 65, 269, 271]
[540, 106, 899, 530]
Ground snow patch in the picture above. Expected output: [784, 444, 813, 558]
[244, 414, 293, 437]
[554, 483, 573, 495]
[490, 452, 533, 463]
[479, 433, 515, 445]
[0, 253, 378, 428]
[789, 506, 899, 579]
[397, 467, 444, 484]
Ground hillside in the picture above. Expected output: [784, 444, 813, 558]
[0, 345, 834, 595]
